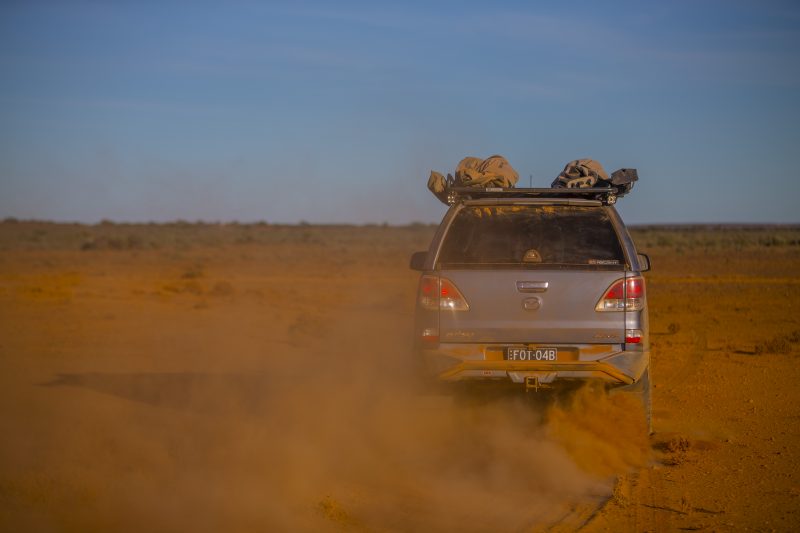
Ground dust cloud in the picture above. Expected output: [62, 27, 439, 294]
[23, 322, 645, 531]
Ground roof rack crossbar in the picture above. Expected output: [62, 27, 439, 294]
[444, 186, 627, 206]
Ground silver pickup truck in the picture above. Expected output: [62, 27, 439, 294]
[410, 187, 652, 427]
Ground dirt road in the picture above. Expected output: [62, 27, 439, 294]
[0, 222, 798, 531]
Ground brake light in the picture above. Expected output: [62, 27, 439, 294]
[417, 275, 469, 311]
[595, 277, 645, 312]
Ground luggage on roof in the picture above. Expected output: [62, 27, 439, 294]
[551, 159, 609, 189]
[551, 159, 638, 195]
[428, 155, 518, 204]
[455, 155, 518, 188]
[427, 156, 637, 205]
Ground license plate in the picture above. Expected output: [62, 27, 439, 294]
[504, 347, 558, 361]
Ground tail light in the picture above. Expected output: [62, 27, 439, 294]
[418, 275, 469, 311]
[595, 277, 645, 312]
[418, 275, 439, 310]
[416, 275, 469, 349]
[439, 278, 469, 311]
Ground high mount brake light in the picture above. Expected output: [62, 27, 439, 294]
[595, 277, 645, 312]
[418, 275, 469, 311]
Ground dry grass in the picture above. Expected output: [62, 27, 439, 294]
[0, 219, 437, 252]
[630, 224, 800, 252]
[3, 219, 799, 253]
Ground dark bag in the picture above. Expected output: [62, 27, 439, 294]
[552, 160, 638, 195]
[609, 168, 638, 195]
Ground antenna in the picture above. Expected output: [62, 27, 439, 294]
[529, 174, 532, 187]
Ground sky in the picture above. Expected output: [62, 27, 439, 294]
[1, 0, 799, 225]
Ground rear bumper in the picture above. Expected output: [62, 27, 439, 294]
[420, 344, 649, 386]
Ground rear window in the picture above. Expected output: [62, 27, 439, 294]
[437, 205, 625, 270]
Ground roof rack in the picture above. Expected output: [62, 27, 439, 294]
[444, 186, 628, 206]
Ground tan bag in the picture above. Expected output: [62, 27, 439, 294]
[455, 155, 518, 188]
[427, 155, 519, 204]
[427, 171, 448, 203]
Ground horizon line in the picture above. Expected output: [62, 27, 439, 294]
[2, 217, 800, 230]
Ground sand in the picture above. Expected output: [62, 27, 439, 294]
[0, 221, 798, 531]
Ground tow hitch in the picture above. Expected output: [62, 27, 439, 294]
[525, 375, 549, 392]
[520, 372, 557, 392]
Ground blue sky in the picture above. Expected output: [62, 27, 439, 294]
[1, 1, 798, 224]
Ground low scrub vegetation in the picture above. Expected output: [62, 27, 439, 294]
[630, 225, 800, 252]
[1, 220, 798, 254]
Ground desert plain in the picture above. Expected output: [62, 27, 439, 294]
[0, 220, 799, 532]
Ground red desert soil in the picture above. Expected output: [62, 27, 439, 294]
[0, 222, 798, 531]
